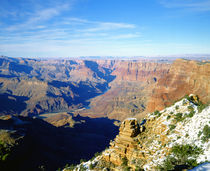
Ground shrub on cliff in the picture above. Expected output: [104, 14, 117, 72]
[158, 144, 203, 170]
[122, 157, 128, 166]
[197, 103, 208, 113]
[201, 125, 210, 143]
[174, 113, 184, 122]
[169, 124, 176, 131]
[153, 110, 161, 117]
[0, 140, 11, 162]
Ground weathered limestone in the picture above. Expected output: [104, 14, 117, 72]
[103, 118, 142, 166]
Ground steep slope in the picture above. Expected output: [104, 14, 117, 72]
[0, 114, 118, 171]
[0, 57, 114, 116]
[147, 59, 210, 112]
[81, 59, 209, 121]
[70, 95, 209, 170]
[1, 56, 209, 122]
[78, 61, 170, 120]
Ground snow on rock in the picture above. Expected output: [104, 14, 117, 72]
[66, 95, 209, 171]
[144, 95, 210, 169]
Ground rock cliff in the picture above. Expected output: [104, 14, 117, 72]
[72, 95, 210, 171]
[1, 56, 209, 123]
[78, 61, 170, 120]
[0, 57, 114, 116]
[147, 59, 210, 112]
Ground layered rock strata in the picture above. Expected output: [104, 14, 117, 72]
[147, 59, 210, 112]
[73, 95, 210, 170]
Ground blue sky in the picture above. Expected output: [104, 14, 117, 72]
[0, 0, 210, 57]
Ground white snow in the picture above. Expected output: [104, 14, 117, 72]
[67, 95, 209, 171]
[144, 96, 210, 170]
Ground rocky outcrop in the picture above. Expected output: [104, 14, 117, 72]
[74, 95, 209, 170]
[103, 118, 142, 166]
[147, 59, 210, 112]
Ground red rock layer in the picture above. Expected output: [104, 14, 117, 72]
[111, 61, 170, 82]
[147, 59, 210, 112]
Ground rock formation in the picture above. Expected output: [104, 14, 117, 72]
[0, 57, 114, 116]
[103, 118, 142, 166]
[73, 95, 210, 171]
[1, 56, 209, 123]
[147, 59, 210, 112]
[78, 61, 170, 120]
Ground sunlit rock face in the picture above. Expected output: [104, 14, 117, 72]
[147, 59, 210, 112]
[78, 60, 171, 120]
[1, 56, 209, 123]
[73, 95, 209, 171]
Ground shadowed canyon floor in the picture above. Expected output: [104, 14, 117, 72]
[0, 115, 119, 171]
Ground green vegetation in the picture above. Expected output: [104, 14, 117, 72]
[122, 157, 128, 166]
[166, 115, 171, 120]
[197, 103, 208, 113]
[172, 144, 202, 163]
[169, 124, 176, 131]
[79, 164, 86, 171]
[201, 125, 210, 143]
[80, 159, 86, 163]
[173, 108, 195, 123]
[158, 144, 203, 170]
[94, 151, 102, 158]
[89, 163, 94, 169]
[62, 163, 77, 171]
[175, 105, 179, 110]
[182, 100, 187, 105]
[135, 166, 144, 171]
[188, 105, 194, 111]
[173, 110, 196, 122]
[187, 110, 195, 118]
[0, 140, 11, 162]
[153, 110, 161, 117]
[186, 95, 208, 113]
[174, 113, 184, 122]
[157, 156, 175, 170]
[198, 131, 202, 137]
[124, 166, 131, 171]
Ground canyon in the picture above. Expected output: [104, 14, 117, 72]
[0, 56, 209, 170]
[1, 56, 209, 121]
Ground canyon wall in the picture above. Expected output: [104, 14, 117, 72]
[147, 59, 210, 112]
[0, 56, 209, 121]
[0, 57, 114, 116]
[74, 95, 210, 170]
[78, 61, 170, 120]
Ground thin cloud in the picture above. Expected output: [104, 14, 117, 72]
[6, 3, 70, 31]
[159, 0, 210, 12]
[109, 33, 141, 40]
[79, 22, 136, 32]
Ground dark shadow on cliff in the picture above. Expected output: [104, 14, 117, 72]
[9, 62, 33, 74]
[0, 115, 119, 171]
[84, 60, 116, 83]
[47, 78, 115, 107]
[0, 93, 29, 114]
